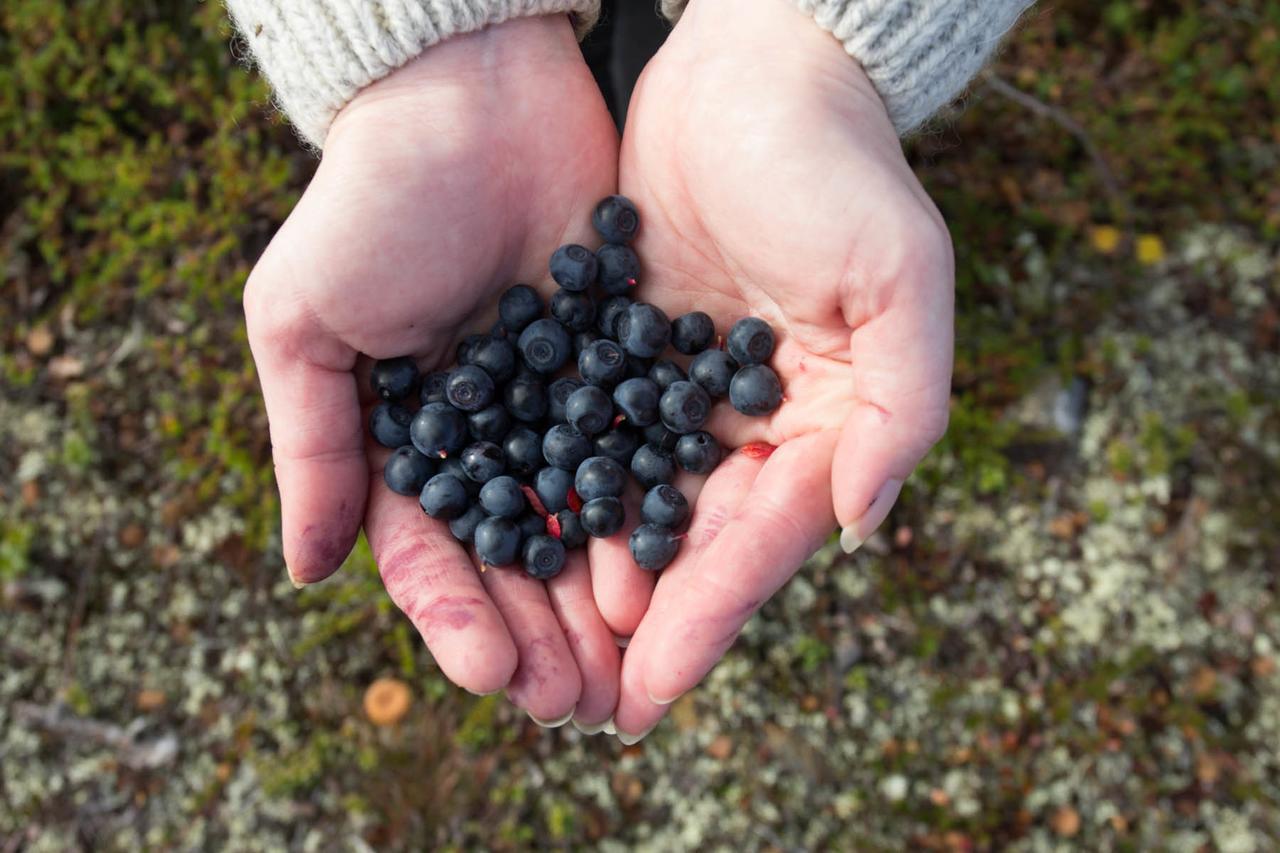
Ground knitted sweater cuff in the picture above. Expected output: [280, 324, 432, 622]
[227, 0, 601, 149]
[661, 0, 1034, 135]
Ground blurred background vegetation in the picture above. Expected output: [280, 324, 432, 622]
[2, 0, 1277, 849]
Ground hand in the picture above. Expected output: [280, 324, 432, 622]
[242, 16, 621, 726]
[599, 0, 954, 738]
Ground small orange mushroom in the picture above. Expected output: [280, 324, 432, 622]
[363, 678, 412, 726]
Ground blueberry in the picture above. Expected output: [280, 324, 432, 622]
[419, 370, 450, 405]
[517, 318, 573, 374]
[446, 365, 495, 412]
[671, 311, 715, 355]
[624, 354, 653, 380]
[518, 512, 547, 540]
[548, 377, 586, 423]
[474, 516, 522, 566]
[499, 284, 543, 334]
[729, 364, 783, 416]
[580, 496, 626, 538]
[629, 524, 680, 571]
[460, 441, 505, 483]
[550, 289, 597, 332]
[479, 475, 525, 519]
[370, 402, 413, 448]
[592, 195, 640, 244]
[727, 317, 776, 365]
[689, 350, 737, 398]
[448, 503, 487, 544]
[578, 339, 628, 388]
[641, 484, 690, 529]
[410, 402, 468, 458]
[596, 243, 640, 295]
[464, 335, 517, 384]
[503, 426, 544, 478]
[597, 295, 633, 339]
[522, 534, 567, 580]
[573, 330, 601, 357]
[419, 473, 470, 519]
[552, 509, 588, 549]
[615, 303, 671, 358]
[659, 380, 712, 434]
[456, 334, 484, 365]
[383, 446, 436, 496]
[593, 428, 639, 467]
[371, 356, 419, 402]
[440, 456, 481, 498]
[549, 244, 599, 292]
[612, 377, 660, 427]
[631, 443, 676, 489]
[562, 385, 611, 437]
[534, 466, 574, 514]
[468, 403, 512, 443]
[574, 456, 627, 502]
[648, 359, 687, 391]
[675, 431, 722, 475]
[543, 424, 593, 471]
[503, 373, 548, 423]
[642, 422, 680, 452]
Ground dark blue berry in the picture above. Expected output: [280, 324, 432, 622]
[517, 318, 573, 374]
[456, 334, 484, 365]
[419, 370, 449, 405]
[615, 303, 671, 358]
[410, 402, 468, 458]
[573, 330, 601, 357]
[548, 377, 586, 423]
[624, 354, 653, 380]
[727, 317, 776, 365]
[468, 403, 511, 443]
[641, 484, 690, 529]
[499, 284, 543, 334]
[370, 402, 413, 448]
[659, 380, 712, 434]
[580, 496, 626, 538]
[612, 377, 660, 427]
[596, 243, 640, 295]
[578, 339, 627, 388]
[371, 357, 419, 402]
[629, 524, 680, 570]
[383, 446, 435, 496]
[474, 516, 521, 566]
[518, 512, 547, 540]
[648, 359, 687, 391]
[671, 311, 715, 355]
[503, 426, 544, 478]
[550, 289, 597, 332]
[597, 295, 633, 338]
[460, 441, 505, 483]
[446, 365, 495, 412]
[675, 431, 722, 475]
[449, 504, 487, 543]
[565, 385, 614, 436]
[689, 350, 737, 398]
[543, 424, 593, 471]
[593, 428, 639, 467]
[631, 444, 676, 489]
[552, 509, 588, 549]
[464, 335, 517, 384]
[729, 364, 783, 416]
[642, 422, 679, 452]
[534, 466, 574, 514]
[549, 244, 599, 292]
[522, 534, 567, 580]
[592, 195, 640, 244]
[479, 475, 525, 519]
[574, 456, 627, 502]
[503, 373, 548, 423]
[419, 473, 470, 519]
[440, 456, 481, 498]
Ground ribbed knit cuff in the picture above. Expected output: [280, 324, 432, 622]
[661, 0, 1034, 135]
[227, 0, 601, 150]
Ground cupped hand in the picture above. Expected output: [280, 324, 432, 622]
[598, 0, 955, 739]
[242, 15, 620, 725]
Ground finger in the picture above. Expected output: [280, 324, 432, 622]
[833, 268, 953, 552]
[244, 281, 365, 585]
[615, 431, 837, 739]
[584, 478, 655, 637]
[478, 558, 583, 724]
[543, 549, 621, 730]
[610, 446, 773, 740]
[364, 458, 518, 694]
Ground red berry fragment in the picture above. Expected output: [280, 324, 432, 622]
[740, 442, 777, 460]
[546, 514, 563, 539]
[566, 486, 584, 513]
[520, 484, 549, 518]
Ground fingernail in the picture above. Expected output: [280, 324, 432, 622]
[290, 576, 309, 590]
[603, 718, 617, 735]
[617, 723, 657, 746]
[841, 478, 903, 554]
[529, 708, 575, 729]
[647, 690, 681, 706]
[466, 687, 503, 697]
[572, 716, 613, 735]
[614, 634, 631, 648]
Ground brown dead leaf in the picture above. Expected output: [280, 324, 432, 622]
[706, 735, 733, 761]
[1190, 666, 1217, 698]
[47, 355, 84, 380]
[119, 523, 146, 549]
[1051, 805, 1081, 837]
[26, 325, 54, 356]
[136, 689, 167, 711]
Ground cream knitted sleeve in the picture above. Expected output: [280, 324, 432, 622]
[226, 0, 600, 149]
[662, 0, 1035, 135]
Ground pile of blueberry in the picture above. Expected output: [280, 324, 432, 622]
[369, 196, 782, 580]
